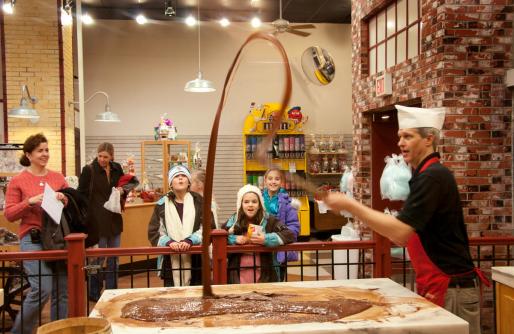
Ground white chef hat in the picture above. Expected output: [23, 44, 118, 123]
[395, 105, 446, 130]
[236, 184, 265, 216]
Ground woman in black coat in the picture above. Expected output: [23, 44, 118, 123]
[78, 142, 125, 301]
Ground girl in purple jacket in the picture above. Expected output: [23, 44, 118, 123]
[262, 168, 300, 281]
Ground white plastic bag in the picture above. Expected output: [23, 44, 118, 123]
[339, 165, 350, 193]
[380, 154, 412, 201]
[104, 187, 121, 214]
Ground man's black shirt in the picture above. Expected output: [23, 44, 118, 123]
[397, 152, 475, 275]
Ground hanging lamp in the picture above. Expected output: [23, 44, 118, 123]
[184, 0, 215, 93]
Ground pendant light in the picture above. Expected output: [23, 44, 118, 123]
[69, 91, 121, 123]
[184, 0, 215, 93]
[8, 85, 40, 122]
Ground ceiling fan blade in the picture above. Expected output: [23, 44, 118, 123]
[288, 29, 311, 37]
[289, 24, 316, 30]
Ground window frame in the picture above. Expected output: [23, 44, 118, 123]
[368, 0, 421, 76]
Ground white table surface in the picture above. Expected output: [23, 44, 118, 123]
[90, 278, 468, 334]
[492, 266, 514, 288]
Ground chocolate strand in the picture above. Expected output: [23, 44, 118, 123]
[202, 32, 292, 297]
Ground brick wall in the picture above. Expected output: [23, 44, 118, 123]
[4, 0, 74, 174]
[352, 0, 512, 234]
[352, 1, 513, 332]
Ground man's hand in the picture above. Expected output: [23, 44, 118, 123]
[323, 192, 351, 212]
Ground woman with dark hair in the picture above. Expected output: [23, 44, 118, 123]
[222, 184, 295, 284]
[78, 142, 136, 301]
[4, 133, 68, 334]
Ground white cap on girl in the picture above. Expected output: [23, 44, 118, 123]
[236, 184, 265, 216]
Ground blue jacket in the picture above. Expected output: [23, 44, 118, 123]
[263, 190, 299, 263]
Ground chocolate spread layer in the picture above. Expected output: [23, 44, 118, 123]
[121, 291, 373, 323]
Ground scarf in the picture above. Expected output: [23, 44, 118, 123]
[263, 188, 286, 215]
[164, 192, 196, 286]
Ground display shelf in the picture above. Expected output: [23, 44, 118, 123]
[307, 172, 343, 176]
[0, 173, 18, 177]
[141, 140, 191, 194]
[243, 102, 310, 236]
[308, 151, 347, 155]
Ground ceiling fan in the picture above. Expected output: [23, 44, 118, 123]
[271, 0, 315, 37]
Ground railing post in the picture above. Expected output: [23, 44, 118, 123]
[373, 232, 391, 278]
[211, 229, 228, 284]
[65, 233, 87, 317]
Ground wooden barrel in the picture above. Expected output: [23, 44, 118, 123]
[37, 317, 111, 334]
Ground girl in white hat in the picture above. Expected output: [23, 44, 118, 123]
[148, 165, 214, 287]
[222, 184, 295, 284]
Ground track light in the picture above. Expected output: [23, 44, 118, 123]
[2, 0, 14, 15]
[164, 0, 176, 17]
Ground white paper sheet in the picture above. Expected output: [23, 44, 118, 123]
[41, 183, 63, 224]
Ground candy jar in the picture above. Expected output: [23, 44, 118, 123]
[310, 158, 320, 174]
[309, 133, 319, 154]
[330, 157, 339, 173]
[322, 155, 329, 173]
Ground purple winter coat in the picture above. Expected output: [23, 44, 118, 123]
[273, 192, 300, 263]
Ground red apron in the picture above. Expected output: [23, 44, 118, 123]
[406, 157, 490, 306]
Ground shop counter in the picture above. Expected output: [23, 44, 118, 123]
[120, 202, 156, 265]
[492, 266, 514, 334]
[90, 278, 468, 333]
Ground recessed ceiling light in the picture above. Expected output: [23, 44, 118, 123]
[251, 17, 262, 28]
[82, 13, 94, 25]
[185, 15, 197, 26]
[136, 14, 148, 25]
[219, 18, 230, 27]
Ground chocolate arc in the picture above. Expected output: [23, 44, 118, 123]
[201, 32, 292, 297]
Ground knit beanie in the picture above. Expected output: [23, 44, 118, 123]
[168, 165, 192, 185]
[236, 184, 265, 216]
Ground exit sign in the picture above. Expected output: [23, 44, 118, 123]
[376, 73, 392, 97]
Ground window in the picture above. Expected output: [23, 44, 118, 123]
[368, 0, 420, 75]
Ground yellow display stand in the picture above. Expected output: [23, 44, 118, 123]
[242, 103, 310, 236]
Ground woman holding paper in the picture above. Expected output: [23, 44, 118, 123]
[222, 184, 295, 284]
[77, 142, 130, 301]
[4, 133, 68, 334]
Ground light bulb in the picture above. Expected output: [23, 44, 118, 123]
[185, 15, 197, 26]
[82, 13, 94, 25]
[136, 14, 147, 25]
[219, 18, 230, 27]
[251, 17, 262, 28]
